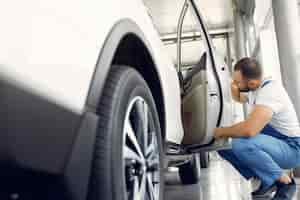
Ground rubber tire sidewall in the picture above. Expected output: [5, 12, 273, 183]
[178, 154, 201, 185]
[88, 66, 164, 200]
[200, 152, 209, 169]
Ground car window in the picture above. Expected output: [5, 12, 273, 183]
[163, 4, 212, 72]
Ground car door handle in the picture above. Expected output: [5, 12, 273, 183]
[209, 92, 218, 97]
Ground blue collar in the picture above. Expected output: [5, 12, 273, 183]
[253, 79, 272, 104]
[261, 79, 272, 88]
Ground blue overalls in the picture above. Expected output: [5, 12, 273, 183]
[218, 81, 300, 189]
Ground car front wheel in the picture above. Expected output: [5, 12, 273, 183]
[88, 65, 164, 200]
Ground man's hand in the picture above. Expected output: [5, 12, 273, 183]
[231, 81, 247, 103]
[213, 127, 223, 139]
[231, 81, 241, 102]
[231, 81, 239, 93]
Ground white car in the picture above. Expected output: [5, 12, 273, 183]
[0, 0, 233, 199]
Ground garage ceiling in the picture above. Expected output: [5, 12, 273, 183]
[143, 0, 234, 36]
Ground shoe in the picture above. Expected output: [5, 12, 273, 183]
[250, 177, 262, 191]
[272, 178, 296, 200]
[252, 182, 277, 198]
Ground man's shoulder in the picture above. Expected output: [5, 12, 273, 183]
[260, 78, 282, 91]
[256, 79, 284, 100]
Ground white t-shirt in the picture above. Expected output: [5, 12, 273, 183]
[247, 78, 300, 137]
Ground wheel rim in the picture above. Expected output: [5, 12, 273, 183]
[123, 96, 160, 200]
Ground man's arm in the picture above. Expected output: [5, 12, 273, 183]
[231, 81, 248, 103]
[214, 105, 273, 138]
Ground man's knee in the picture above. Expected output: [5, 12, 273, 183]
[232, 138, 257, 153]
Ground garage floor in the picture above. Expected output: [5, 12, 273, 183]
[165, 153, 300, 200]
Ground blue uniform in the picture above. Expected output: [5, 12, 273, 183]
[219, 79, 300, 189]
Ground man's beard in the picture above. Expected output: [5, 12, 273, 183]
[239, 88, 250, 92]
[239, 87, 255, 92]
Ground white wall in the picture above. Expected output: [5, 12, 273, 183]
[254, 0, 282, 83]
[258, 19, 282, 82]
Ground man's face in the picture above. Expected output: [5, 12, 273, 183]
[233, 70, 251, 92]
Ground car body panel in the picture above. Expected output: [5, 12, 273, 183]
[0, 0, 184, 145]
[213, 52, 234, 127]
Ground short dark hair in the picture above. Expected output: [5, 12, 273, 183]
[234, 57, 262, 79]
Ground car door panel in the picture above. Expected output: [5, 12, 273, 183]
[178, 0, 232, 151]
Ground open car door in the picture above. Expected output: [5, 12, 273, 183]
[174, 0, 233, 154]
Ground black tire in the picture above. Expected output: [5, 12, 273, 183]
[178, 154, 201, 185]
[199, 152, 210, 168]
[87, 66, 164, 200]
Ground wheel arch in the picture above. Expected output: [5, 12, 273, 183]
[86, 19, 166, 139]
[111, 33, 166, 139]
